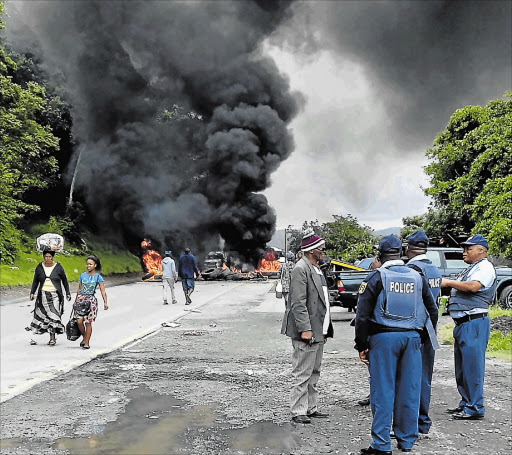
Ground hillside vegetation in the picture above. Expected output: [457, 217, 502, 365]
[0, 227, 141, 288]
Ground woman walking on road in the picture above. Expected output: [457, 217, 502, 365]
[74, 255, 108, 349]
[28, 250, 71, 346]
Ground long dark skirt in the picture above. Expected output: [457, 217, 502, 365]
[28, 291, 65, 335]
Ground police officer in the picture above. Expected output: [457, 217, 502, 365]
[441, 234, 496, 420]
[355, 235, 438, 455]
[405, 230, 442, 435]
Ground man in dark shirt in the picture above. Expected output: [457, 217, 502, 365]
[178, 248, 200, 305]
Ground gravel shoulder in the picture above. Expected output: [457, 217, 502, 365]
[0, 282, 511, 455]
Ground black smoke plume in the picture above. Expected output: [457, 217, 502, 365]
[6, 0, 300, 264]
[276, 0, 511, 150]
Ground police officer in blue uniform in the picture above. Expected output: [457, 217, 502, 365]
[405, 230, 442, 435]
[441, 234, 496, 420]
[355, 235, 438, 455]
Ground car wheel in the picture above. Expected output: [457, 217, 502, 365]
[498, 285, 512, 310]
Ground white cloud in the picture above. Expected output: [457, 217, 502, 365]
[264, 45, 432, 231]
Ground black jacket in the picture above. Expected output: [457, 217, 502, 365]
[30, 262, 71, 304]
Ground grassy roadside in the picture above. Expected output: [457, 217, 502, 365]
[0, 249, 142, 288]
[439, 306, 512, 361]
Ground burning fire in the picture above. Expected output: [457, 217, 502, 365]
[141, 239, 162, 281]
[256, 251, 281, 273]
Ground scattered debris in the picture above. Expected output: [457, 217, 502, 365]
[182, 330, 207, 336]
[162, 322, 181, 328]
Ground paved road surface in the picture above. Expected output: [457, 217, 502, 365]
[0, 280, 251, 402]
[1, 281, 510, 455]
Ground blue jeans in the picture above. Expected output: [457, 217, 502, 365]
[181, 278, 195, 292]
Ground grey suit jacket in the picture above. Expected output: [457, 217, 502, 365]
[281, 257, 334, 342]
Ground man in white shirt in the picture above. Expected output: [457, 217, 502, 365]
[441, 234, 497, 420]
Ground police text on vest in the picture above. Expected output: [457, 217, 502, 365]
[428, 278, 441, 288]
[389, 282, 415, 293]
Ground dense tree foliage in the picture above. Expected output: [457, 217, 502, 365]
[0, 4, 65, 262]
[400, 215, 428, 239]
[285, 215, 376, 264]
[421, 94, 512, 257]
[323, 215, 375, 263]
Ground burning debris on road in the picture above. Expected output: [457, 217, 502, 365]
[138, 240, 282, 282]
[141, 239, 163, 281]
[201, 249, 281, 281]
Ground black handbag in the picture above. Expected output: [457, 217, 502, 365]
[66, 311, 81, 341]
[74, 294, 93, 316]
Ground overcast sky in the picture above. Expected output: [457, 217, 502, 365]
[4, 0, 511, 242]
[263, 1, 512, 231]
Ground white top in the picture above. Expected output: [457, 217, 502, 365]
[162, 257, 177, 279]
[313, 265, 331, 335]
[450, 258, 496, 318]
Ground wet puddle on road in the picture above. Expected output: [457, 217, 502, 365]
[51, 386, 299, 454]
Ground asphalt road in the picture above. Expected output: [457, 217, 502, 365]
[1, 281, 511, 455]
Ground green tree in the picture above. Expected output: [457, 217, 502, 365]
[424, 94, 512, 258]
[0, 3, 60, 262]
[323, 214, 376, 263]
[400, 214, 427, 239]
[472, 175, 512, 258]
[285, 215, 376, 263]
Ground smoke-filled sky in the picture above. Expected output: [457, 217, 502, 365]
[264, 0, 511, 230]
[4, 0, 512, 257]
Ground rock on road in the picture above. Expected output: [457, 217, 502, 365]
[0, 280, 511, 455]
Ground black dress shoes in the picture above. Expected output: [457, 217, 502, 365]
[360, 447, 392, 455]
[446, 406, 464, 414]
[292, 415, 311, 424]
[307, 411, 329, 418]
[453, 411, 484, 420]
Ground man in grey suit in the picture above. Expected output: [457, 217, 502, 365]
[281, 232, 334, 424]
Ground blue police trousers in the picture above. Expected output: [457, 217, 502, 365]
[453, 315, 490, 417]
[369, 331, 422, 452]
[419, 340, 435, 433]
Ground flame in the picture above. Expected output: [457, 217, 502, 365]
[255, 250, 281, 273]
[256, 258, 281, 273]
[141, 239, 162, 281]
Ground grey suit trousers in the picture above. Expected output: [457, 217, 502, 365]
[290, 339, 325, 416]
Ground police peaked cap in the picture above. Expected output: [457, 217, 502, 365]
[378, 235, 402, 253]
[407, 230, 429, 248]
[460, 234, 489, 249]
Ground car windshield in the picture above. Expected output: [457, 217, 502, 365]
[426, 251, 441, 267]
[356, 258, 373, 270]
[445, 251, 465, 268]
